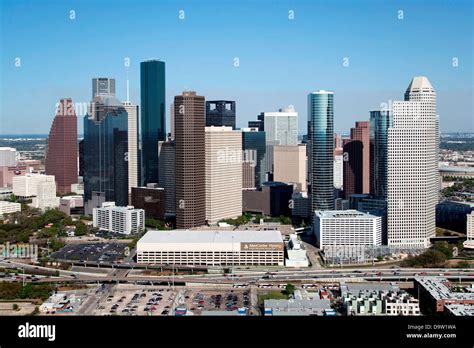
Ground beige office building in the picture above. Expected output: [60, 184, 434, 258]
[205, 126, 242, 224]
[123, 101, 139, 201]
[273, 144, 307, 192]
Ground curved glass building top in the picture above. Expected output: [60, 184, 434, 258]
[308, 91, 334, 211]
[141, 60, 166, 185]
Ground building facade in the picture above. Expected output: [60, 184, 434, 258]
[45, 98, 78, 194]
[370, 110, 392, 197]
[137, 230, 284, 266]
[92, 202, 145, 235]
[343, 121, 370, 198]
[242, 128, 266, 187]
[83, 94, 128, 214]
[158, 140, 175, 215]
[174, 91, 206, 229]
[273, 144, 307, 192]
[313, 210, 382, 249]
[308, 91, 335, 211]
[387, 77, 438, 248]
[131, 185, 165, 221]
[206, 100, 236, 129]
[242, 181, 293, 217]
[0, 147, 18, 166]
[123, 101, 139, 201]
[0, 201, 21, 216]
[141, 60, 166, 185]
[205, 126, 242, 224]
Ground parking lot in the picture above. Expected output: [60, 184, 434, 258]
[51, 243, 127, 263]
[94, 285, 178, 316]
[177, 288, 250, 315]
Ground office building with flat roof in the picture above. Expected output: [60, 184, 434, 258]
[136, 229, 284, 266]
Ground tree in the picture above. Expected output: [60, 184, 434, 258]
[12, 304, 19, 311]
[75, 223, 88, 236]
[433, 241, 453, 259]
[283, 283, 296, 296]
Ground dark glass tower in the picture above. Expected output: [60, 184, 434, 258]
[370, 110, 392, 198]
[206, 100, 236, 129]
[83, 95, 128, 214]
[140, 60, 166, 185]
[242, 129, 266, 187]
[308, 91, 334, 212]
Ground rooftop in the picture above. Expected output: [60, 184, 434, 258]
[138, 229, 283, 245]
[415, 277, 474, 301]
[314, 210, 380, 219]
[444, 304, 474, 316]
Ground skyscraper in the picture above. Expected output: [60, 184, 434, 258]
[92, 78, 115, 98]
[83, 94, 128, 214]
[205, 100, 236, 129]
[308, 91, 334, 211]
[261, 106, 298, 174]
[242, 127, 266, 187]
[45, 98, 78, 194]
[174, 91, 206, 228]
[205, 126, 242, 224]
[370, 110, 392, 197]
[123, 101, 139, 202]
[273, 144, 307, 192]
[158, 140, 175, 215]
[343, 121, 370, 198]
[387, 76, 438, 248]
[141, 59, 166, 185]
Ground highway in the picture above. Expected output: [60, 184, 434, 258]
[2, 258, 473, 286]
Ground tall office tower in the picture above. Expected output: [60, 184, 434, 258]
[308, 91, 334, 211]
[334, 133, 343, 156]
[45, 98, 78, 194]
[123, 101, 139, 201]
[140, 59, 166, 185]
[169, 103, 175, 140]
[273, 144, 307, 192]
[205, 126, 242, 224]
[387, 76, 438, 248]
[158, 140, 175, 215]
[174, 91, 206, 228]
[333, 154, 343, 190]
[83, 94, 128, 214]
[262, 106, 298, 173]
[370, 110, 392, 197]
[78, 139, 84, 177]
[242, 127, 266, 187]
[242, 152, 256, 189]
[92, 78, 115, 98]
[343, 121, 370, 198]
[206, 101, 236, 129]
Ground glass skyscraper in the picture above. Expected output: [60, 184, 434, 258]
[83, 95, 129, 214]
[370, 110, 392, 198]
[242, 128, 267, 187]
[140, 59, 166, 185]
[308, 91, 334, 212]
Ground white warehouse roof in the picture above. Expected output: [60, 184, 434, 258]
[138, 229, 283, 245]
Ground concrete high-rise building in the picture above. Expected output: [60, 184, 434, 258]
[45, 98, 78, 194]
[83, 93, 128, 214]
[206, 101, 236, 129]
[141, 60, 166, 185]
[262, 106, 298, 173]
[387, 76, 439, 248]
[313, 210, 382, 249]
[92, 78, 115, 98]
[174, 91, 206, 229]
[308, 91, 334, 211]
[0, 147, 18, 166]
[205, 126, 242, 224]
[465, 211, 474, 249]
[370, 110, 393, 198]
[93, 202, 144, 235]
[273, 144, 307, 192]
[123, 101, 139, 201]
[169, 103, 175, 140]
[158, 140, 175, 215]
[12, 174, 59, 210]
[343, 121, 370, 198]
[131, 185, 165, 221]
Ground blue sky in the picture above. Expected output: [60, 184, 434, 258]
[0, 0, 473, 134]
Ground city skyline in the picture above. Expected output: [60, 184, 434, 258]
[1, 0, 473, 135]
